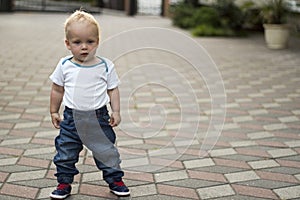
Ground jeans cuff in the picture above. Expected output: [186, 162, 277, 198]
[57, 175, 74, 184]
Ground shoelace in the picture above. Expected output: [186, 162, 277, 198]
[57, 183, 70, 190]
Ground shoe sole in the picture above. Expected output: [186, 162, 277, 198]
[49, 193, 70, 199]
[110, 190, 130, 196]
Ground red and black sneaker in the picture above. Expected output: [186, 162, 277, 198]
[50, 183, 72, 199]
[109, 180, 130, 196]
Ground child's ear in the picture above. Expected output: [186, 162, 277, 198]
[65, 39, 71, 50]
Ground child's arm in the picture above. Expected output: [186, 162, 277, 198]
[107, 87, 121, 127]
[50, 83, 64, 129]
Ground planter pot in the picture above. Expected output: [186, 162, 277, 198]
[263, 24, 290, 49]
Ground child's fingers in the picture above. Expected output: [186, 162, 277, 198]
[51, 114, 61, 129]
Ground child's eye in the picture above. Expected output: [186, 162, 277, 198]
[73, 41, 81, 44]
[87, 40, 95, 44]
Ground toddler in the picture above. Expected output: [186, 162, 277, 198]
[49, 10, 129, 199]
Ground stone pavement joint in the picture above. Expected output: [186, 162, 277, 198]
[0, 12, 300, 199]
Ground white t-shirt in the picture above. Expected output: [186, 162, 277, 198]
[50, 56, 120, 111]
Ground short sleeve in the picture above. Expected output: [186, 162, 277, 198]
[105, 59, 120, 90]
[49, 59, 64, 86]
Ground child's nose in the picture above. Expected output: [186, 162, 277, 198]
[81, 43, 88, 49]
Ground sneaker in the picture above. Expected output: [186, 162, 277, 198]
[50, 183, 72, 199]
[109, 180, 130, 196]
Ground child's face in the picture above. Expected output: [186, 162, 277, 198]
[65, 22, 99, 64]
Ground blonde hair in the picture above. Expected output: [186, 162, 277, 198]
[64, 10, 100, 40]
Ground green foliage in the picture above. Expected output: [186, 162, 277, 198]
[261, 0, 288, 24]
[214, 0, 244, 30]
[170, 2, 196, 29]
[192, 24, 235, 37]
[170, 1, 246, 37]
[192, 7, 221, 28]
[240, 1, 264, 30]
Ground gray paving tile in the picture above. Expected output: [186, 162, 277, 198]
[248, 159, 280, 169]
[197, 184, 235, 199]
[130, 184, 157, 197]
[163, 178, 223, 189]
[225, 171, 260, 183]
[214, 195, 268, 200]
[7, 170, 47, 182]
[262, 167, 300, 175]
[12, 179, 57, 188]
[155, 170, 188, 182]
[241, 177, 299, 190]
[274, 185, 300, 200]
[132, 195, 192, 200]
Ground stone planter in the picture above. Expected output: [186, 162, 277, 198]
[263, 24, 290, 50]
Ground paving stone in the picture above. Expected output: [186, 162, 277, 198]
[7, 170, 47, 182]
[284, 140, 300, 148]
[209, 148, 237, 157]
[232, 184, 278, 199]
[188, 170, 227, 183]
[267, 148, 297, 158]
[276, 158, 300, 168]
[248, 109, 268, 115]
[0, 158, 18, 166]
[13, 178, 57, 188]
[82, 171, 103, 182]
[157, 184, 198, 199]
[14, 122, 41, 129]
[278, 116, 299, 123]
[0, 194, 27, 200]
[214, 195, 268, 200]
[262, 166, 300, 175]
[130, 184, 157, 197]
[38, 186, 55, 199]
[0, 138, 31, 146]
[183, 158, 215, 169]
[220, 154, 261, 162]
[132, 194, 191, 200]
[121, 157, 149, 168]
[225, 171, 260, 183]
[198, 165, 247, 174]
[197, 184, 235, 199]
[155, 170, 188, 182]
[256, 140, 287, 148]
[79, 184, 116, 199]
[243, 179, 297, 190]
[248, 159, 280, 169]
[0, 183, 39, 199]
[123, 171, 154, 183]
[263, 123, 287, 131]
[247, 131, 274, 139]
[295, 174, 300, 181]
[274, 185, 300, 200]
[230, 140, 257, 147]
[164, 178, 223, 189]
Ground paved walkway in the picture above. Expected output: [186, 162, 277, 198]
[0, 12, 300, 200]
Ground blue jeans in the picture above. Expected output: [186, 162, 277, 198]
[53, 106, 124, 184]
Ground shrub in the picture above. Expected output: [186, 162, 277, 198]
[214, 0, 245, 30]
[192, 7, 221, 28]
[170, 2, 196, 29]
[240, 1, 264, 31]
[192, 24, 235, 37]
[171, 1, 247, 37]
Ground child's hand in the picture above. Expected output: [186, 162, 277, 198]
[109, 112, 121, 127]
[51, 113, 61, 129]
